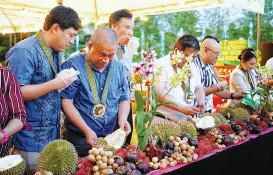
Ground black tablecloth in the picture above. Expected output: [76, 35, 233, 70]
[164, 131, 273, 175]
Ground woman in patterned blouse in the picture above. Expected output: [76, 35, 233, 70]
[0, 67, 26, 157]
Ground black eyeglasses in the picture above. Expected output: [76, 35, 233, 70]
[205, 47, 220, 57]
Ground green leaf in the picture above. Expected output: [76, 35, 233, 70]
[152, 111, 167, 119]
[135, 111, 146, 135]
[135, 91, 144, 111]
[144, 113, 152, 124]
[138, 136, 148, 151]
[242, 96, 259, 110]
[163, 129, 169, 142]
[151, 87, 158, 105]
[138, 128, 152, 137]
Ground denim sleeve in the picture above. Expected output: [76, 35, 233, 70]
[119, 66, 129, 102]
[6, 47, 34, 85]
[61, 60, 80, 99]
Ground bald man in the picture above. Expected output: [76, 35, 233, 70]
[191, 36, 244, 112]
[61, 27, 131, 157]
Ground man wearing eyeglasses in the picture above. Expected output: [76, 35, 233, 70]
[191, 36, 244, 112]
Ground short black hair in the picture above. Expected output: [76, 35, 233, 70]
[202, 35, 220, 43]
[238, 48, 256, 62]
[108, 9, 133, 27]
[174, 35, 200, 51]
[43, 6, 82, 31]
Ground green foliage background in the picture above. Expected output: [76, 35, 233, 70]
[0, 0, 272, 64]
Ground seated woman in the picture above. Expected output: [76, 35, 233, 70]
[228, 48, 257, 107]
[0, 67, 26, 157]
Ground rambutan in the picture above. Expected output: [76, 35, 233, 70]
[202, 145, 212, 154]
[115, 148, 127, 158]
[194, 148, 203, 156]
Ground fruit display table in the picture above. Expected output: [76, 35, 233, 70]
[148, 127, 273, 175]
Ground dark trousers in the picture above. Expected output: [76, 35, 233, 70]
[115, 107, 133, 145]
[63, 129, 92, 157]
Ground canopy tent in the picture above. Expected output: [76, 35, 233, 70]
[0, 0, 265, 33]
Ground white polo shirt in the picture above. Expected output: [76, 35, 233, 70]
[154, 53, 201, 121]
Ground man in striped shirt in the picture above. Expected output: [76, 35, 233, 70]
[0, 67, 26, 157]
[191, 36, 244, 112]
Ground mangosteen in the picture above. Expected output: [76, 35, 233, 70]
[136, 161, 149, 173]
[183, 133, 191, 139]
[130, 170, 142, 175]
[165, 141, 174, 150]
[124, 165, 132, 174]
[164, 149, 173, 157]
[125, 151, 138, 163]
[244, 119, 251, 125]
[236, 125, 243, 131]
[251, 125, 261, 134]
[114, 156, 125, 166]
[114, 166, 126, 175]
[173, 150, 179, 153]
[223, 137, 232, 146]
[189, 138, 199, 147]
[128, 163, 136, 170]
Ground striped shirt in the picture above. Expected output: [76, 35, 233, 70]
[0, 67, 26, 157]
[191, 55, 218, 111]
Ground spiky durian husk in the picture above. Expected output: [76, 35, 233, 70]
[37, 139, 77, 175]
[200, 113, 228, 126]
[0, 155, 25, 175]
[178, 120, 197, 137]
[152, 120, 181, 138]
[219, 108, 234, 119]
[233, 103, 253, 114]
[217, 113, 229, 124]
[93, 138, 116, 153]
[231, 108, 250, 121]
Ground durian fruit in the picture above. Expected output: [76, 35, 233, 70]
[34, 171, 53, 175]
[219, 108, 234, 119]
[200, 113, 228, 126]
[152, 120, 181, 138]
[178, 120, 197, 137]
[230, 108, 250, 121]
[93, 137, 116, 153]
[0, 155, 26, 175]
[219, 108, 250, 121]
[37, 139, 78, 175]
[233, 103, 253, 114]
[104, 129, 126, 149]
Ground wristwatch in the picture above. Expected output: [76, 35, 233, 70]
[0, 130, 8, 144]
[230, 93, 235, 99]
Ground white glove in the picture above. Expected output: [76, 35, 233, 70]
[219, 80, 227, 88]
[127, 37, 140, 53]
[56, 68, 80, 92]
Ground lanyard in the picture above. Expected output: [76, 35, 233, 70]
[85, 53, 112, 105]
[35, 30, 58, 75]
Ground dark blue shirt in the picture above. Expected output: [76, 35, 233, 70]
[61, 52, 129, 137]
[6, 35, 62, 152]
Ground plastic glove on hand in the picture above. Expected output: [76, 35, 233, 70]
[56, 68, 80, 92]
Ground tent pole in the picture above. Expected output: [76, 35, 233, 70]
[13, 32, 16, 45]
[57, 0, 63, 6]
[256, 13, 261, 50]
